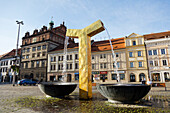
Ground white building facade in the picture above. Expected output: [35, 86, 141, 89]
[0, 57, 20, 83]
[145, 36, 170, 82]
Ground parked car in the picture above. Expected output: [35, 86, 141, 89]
[17, 79, 37, 86]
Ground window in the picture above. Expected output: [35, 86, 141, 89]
[27, 48, 30, 52]
[62, 56, 64, 61]
[162, 60, 167, 66]
[92, 55, 94, 59]
[67, 55, 72, 60]
[37, 46, 41, 50]
[36, 61, 39, 67]
[50, 64, 56, 70]
[32, 37, 37, 43]
[103, 54, 106, 58]
[26, 55, 29, 59]
[104, 63, 107, 68]
[58, 64, 61, 70]
[22, 55, 25, 59]
[75, 54, 78, 59]
[51, 57, 56, 62]
[120, 74, 125, 80]
[51, 57, 54, 62]
[117, 62, 120, 68]
[153, 50, 157, 55]
[25, 62, 28, 68]
[154, 61, 158, 66]
[138, 51, 142, 57]
[10, 61, 12, 65]
[113, 63, 116, 68]
[138, 39, 142, 45]
[139, 62, 142, 67]
[116, 53, 119, 57]
[75, 63, 79, 69]
[58, 56, 61, 61]
[41, 73, 44, 77]
[70, 64, 72, 69]
[148, 50, 152, 55]
[100, 63, 103, 69]
[41, 52, 45, 56]
[130, 62, 134, 68]
[113, 62, 120, 68]
[126, 40, 130, 46]
[100, 54, 106, 59]
[67, 64, 69, 69]
[42, 45, 46, 49]
[42, 60, 45, 67]
[100, 54, 103, 59]
[112, 74, 117, 80]
[133, 41, 136, 45]
[149, 61, 153, 66]
[129, 52, 133, 57]
[6, 61, 8, 65]
[32, 53, 35, 58]
[22, 49, 25, 53]
[67, 55, 69, 60]
[70, 55, 72, 60]
[58, 56, 63, 61]
[161, 49, 166, 54]
[31, 61, 34, 68]
[37, 52, 41, 57]
[32, 47, 36, 51]
[92, 64, 95, 69]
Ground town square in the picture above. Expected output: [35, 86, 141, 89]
[0, 0, 170, 113]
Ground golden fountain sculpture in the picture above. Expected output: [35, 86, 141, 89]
[66, 20, 105, 99]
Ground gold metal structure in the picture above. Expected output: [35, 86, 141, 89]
[66, 20, 105, 99]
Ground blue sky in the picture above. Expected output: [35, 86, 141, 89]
[0, 0, 170, 55]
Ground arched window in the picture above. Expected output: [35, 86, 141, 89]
[139, 73, 146, 82]
[130, 73, 136, 82]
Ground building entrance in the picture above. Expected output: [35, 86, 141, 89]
[130, 73, 136, 82]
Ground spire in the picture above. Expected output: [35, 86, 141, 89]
[49, 16, 54, 30]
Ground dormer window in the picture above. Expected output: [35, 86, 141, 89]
[133, 41, 136, 46]
[33, 29, 38, 35]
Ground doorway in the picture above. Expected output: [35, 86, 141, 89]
[67, 74, 72, 82]
[130, 73, 136, 82]
[139, 73, 146, 82]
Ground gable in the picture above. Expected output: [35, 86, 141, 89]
[128, 33, 141, 38]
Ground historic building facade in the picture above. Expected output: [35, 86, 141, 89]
[125, 33, 148, 82]
[144, 31, 170, 82]
[0, 49, 21, 82]
[20, 21, 69, 81]
[47, 38, 128, 83]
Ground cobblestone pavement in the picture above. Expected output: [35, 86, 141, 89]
[0, 84, 44, 113]
[0, 84, 169, 113]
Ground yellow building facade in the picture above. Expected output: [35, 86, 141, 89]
[125, 33, 149, 82]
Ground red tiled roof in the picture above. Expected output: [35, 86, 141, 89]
[1, 48, 21, 59]
[0, 52, 9, 58]
[50, 37, 125, 52]
[144, 31, 170, 40]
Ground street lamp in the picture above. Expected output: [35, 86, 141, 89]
[13, 20, 24, 86]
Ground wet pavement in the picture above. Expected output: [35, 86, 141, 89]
[0, 84, 170, 113]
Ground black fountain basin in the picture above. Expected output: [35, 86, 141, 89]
[96, 84, 151, 103]
[38, 82, 77, 97]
